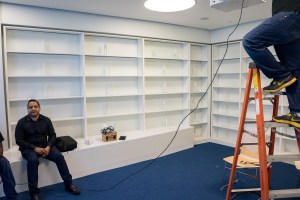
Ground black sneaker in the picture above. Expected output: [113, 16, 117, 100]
[273, 113, 300, 128]
[30, 194, 41, 200]
[263, 75, 296, 93]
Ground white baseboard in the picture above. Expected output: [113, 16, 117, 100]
[204, 138, 235, 148]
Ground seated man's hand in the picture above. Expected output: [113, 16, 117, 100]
[43, 146, 51, 157]
[34, 147, 46, 156]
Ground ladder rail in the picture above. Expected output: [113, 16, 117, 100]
[253, 68, 269, 200]
[225, 65, 254, 200]
[267, 95, 279, 182]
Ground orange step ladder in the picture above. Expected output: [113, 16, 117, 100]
[225, 62, 300, 200]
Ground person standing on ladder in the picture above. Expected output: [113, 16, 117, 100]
[242, 0, 300, 128]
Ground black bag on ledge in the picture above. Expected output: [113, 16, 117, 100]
[55, 136, 77, 152]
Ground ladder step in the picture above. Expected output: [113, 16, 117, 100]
[245, 120, 256, 124]
[248, 92, 286, 101]
[264, 121, 290, 128]
[269, 189, 300, 199]
[232, 188, 261, 193]
[245, 121, 298, 129]
[267, 154, 300, 163]
[231, 188, 261, 199]
[249, 97, 275, 101]
[262, 91, 286, 96]
[245, 121, 293, 128]
[244, 121, 299, 139]
[248, 91, 286, 102]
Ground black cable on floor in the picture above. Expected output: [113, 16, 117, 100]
[80, 0, 246, 193]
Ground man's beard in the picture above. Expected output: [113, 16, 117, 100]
[30, 111, 39, 117]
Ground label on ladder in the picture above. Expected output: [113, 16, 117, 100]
[255, 99, 260, 115]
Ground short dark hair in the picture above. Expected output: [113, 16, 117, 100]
[27, 99, 40, 108]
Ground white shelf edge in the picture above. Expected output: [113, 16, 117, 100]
[212, 112, 240, 118]
[85, 75, 141, 78]
[8, 75, 83, 78]
[144, 75, 189, 78]
[145, 92, 189, 96]
[145, 108, 189, 114]
[9, 96, 84, 102]
[86, 94, 143, 98]
[190, 121, 208, 126]
[87, 112, 143, 120]
[211, 124, 239, 131]
[10, 117, 85, 125]
[84, 54, 140, 59]
[6, 51, 82, 56]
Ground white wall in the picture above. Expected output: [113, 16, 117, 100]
[210, 20, 264, 43]
[0, 3, 210, 42]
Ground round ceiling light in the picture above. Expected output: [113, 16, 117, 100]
[144, 0, 196, 12]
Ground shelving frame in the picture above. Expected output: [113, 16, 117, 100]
[3, 26, 211, 148]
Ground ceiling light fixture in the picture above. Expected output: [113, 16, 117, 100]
[144, 0, 196, 12]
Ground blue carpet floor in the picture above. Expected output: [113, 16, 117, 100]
[3, 142, 300, 200]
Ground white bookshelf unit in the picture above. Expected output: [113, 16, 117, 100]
[84, 34, 144, 137]
[211, 42, 242, 143]
[4, 27, 85, 148]
[189, 44, 211, 143]
[144, 39, 190, 130]
[3, 26, 212, 150]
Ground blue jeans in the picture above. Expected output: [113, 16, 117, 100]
[243, 11, 300, 112]
[0, 157, 18, 200]
[21, 146, 72, 195]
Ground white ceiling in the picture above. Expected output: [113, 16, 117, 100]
[0, 0, 272, 30]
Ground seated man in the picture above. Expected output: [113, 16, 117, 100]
[0, 132, 18, 200]
[15, 99, 80, 200]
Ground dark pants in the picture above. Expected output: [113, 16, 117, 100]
[243, 11, 300, 112]
[0, 156, 18, 200]
[21, 146, 72, 195]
